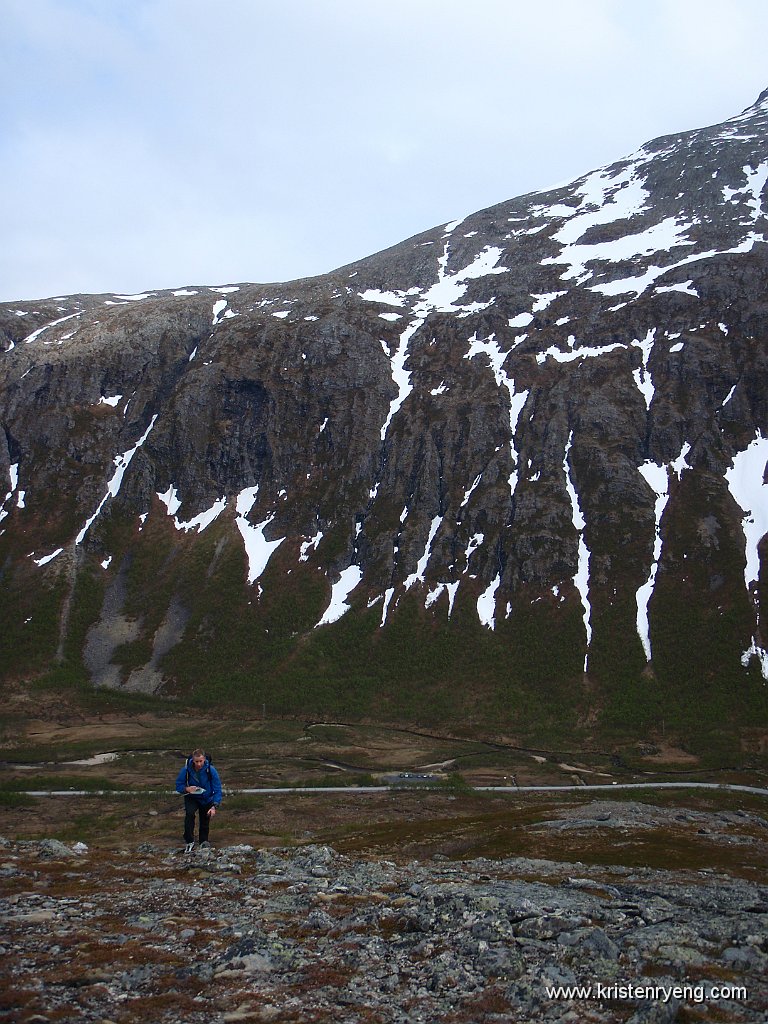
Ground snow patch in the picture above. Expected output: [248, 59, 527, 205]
[564, 432, 591, 670]
[635, 461, 670, 661]
[741, 639, 768, 680]
[508, 312, 533, 329]
[726, 162, 768, 222]
[299, 530, 323, 562]
[370, 246, 513, 440]
[380, 319, 421, 441]
[76, 415, 158, 545]
[317, 566, 363, 626]
[655, 281, 698, 296]
[404, 516, 442, 590]
[176, 498, 227, 534]
[477, 575, 501, 630]
[157, 485, 227, 534]
[635, 443, 693, 661]
[632, 329, 656, 410]
[32, 547, 64, 567]
[1, 463, 20, 522]
[465, 332, 528, 498]
[420, 245, 507, 315]
[463, 533, 484, 571]
[725, 434, 768, 591]
[722, 384, 737, 408]
[460, 474, 482, 510]
[531, 291, 567, 312]
[157, 485, 182, 518]
[536, 340, 625, 365]
[24, 311, 82, 344]
[425, 580, 460, 617]
[544, 216, 693, 285]
[359, 288, 417, 307]
[380, 587, 395, 626]
[671, 442, 692, 479]
[234, 487, 285, 585]
[591, 234, 766, 300]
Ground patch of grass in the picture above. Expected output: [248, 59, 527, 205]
[111, 635, 155, 672]
[76, 685, 170, 714]
[305, 724, 355, 744]
[31, 662, 88, 692]
[0, 566, 66, 677]
[433, 771, 474, 793]
[0, 791, 37, 808]
[0, 774, 121, 792]
[1, 738, 113, 763]
[223, 794, 268, 812]
[325, 795, 768, 877]
[287, 772, 378, 788]
[60, 560, 105, 671]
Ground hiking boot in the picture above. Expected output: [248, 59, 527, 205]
[184, 842, 195, 853]
[199, 841, 211, 849]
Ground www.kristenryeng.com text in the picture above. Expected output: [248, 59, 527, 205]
[546, 981, 749, 1006]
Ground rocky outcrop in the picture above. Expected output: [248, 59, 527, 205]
[1, 835, 765, 1023]
[1, 93, 767, 747]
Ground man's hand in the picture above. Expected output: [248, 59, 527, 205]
[208, 806, 216, 817]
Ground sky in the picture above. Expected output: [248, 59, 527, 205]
[1, 0, 767, 303]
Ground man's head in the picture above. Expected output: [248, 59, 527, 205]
[191, 748, 206, 769]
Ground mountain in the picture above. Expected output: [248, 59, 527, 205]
[2, 91, 767, 758]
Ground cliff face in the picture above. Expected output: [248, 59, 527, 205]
[1, 92, 767, 750]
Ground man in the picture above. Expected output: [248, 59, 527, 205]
[175, 748, 223, 852]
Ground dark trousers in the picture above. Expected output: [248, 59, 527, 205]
[183, 796, 213, 843]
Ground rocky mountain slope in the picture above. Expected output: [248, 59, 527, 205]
[1, 91, 768, 753]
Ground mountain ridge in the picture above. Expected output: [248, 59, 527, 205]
[1, 91, 767, 758]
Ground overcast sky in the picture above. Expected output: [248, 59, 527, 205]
[2, 0, 767, 303]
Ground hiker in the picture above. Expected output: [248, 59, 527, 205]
[175, 748, 222, 851]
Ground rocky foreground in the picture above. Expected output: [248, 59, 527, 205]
[2, 825, 766, 1024]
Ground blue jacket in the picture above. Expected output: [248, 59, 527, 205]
[175, 757, 222, 806]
